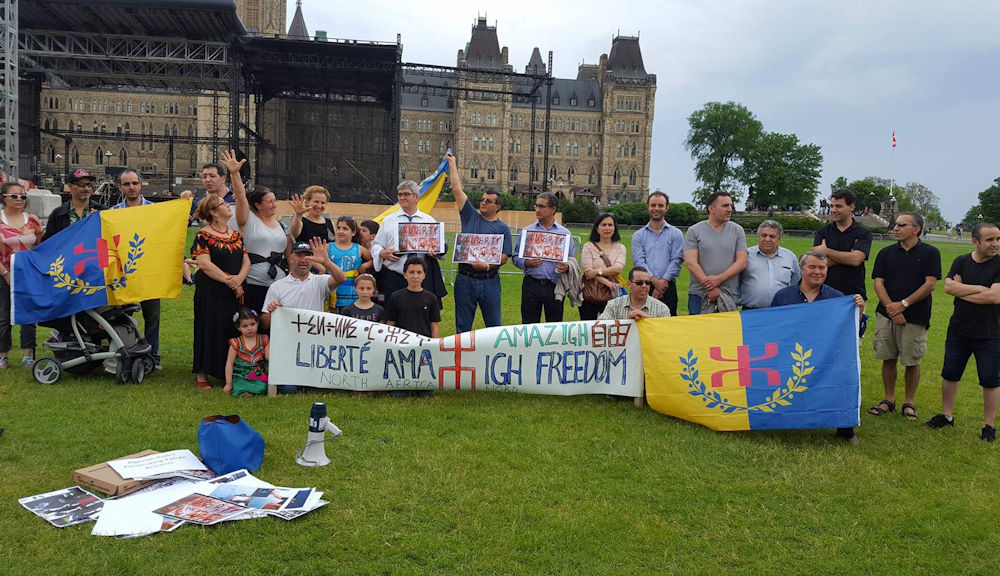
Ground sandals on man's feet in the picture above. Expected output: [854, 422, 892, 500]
[868, 399, 896, 416]
[901, 403, 918, 420]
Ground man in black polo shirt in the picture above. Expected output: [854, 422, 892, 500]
[812, 188, 873, 299]
[869, 212, 941, 420]
[926, 223, 1000, 442]
[812, 188, 872, 443]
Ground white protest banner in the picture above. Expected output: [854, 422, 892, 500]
[269, 307, 643, 397]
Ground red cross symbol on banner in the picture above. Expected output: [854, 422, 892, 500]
[438, 332, 477, 390]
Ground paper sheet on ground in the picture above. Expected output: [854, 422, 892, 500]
[91, 478, 199, 537]
[106, 449, 208, 480]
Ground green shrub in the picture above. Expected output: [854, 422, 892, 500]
[666, 202, 699, 226]
[609, 202, 649, 225]
[561, 197, 600, 224]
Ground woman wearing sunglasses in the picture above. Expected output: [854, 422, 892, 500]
[0, 182, 44, 369]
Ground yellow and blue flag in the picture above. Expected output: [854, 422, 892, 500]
[373, 156, 449, 224]
[639, 296, 861, 431]
[12, 199, 191, 324]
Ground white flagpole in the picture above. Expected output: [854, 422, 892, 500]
[890, 130, 895, 200]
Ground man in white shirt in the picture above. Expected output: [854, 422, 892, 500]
[260, 239, 346, 330]
[372, 180, 445, 301]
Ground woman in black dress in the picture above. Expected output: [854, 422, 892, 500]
[191, 196, 250, 389]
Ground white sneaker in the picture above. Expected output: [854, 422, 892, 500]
[21, 356, 34, 369]
[0, 357, 8, 369]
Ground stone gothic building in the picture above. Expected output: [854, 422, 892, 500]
[400, 17, 656, 206]
[36, 0, 288, 186]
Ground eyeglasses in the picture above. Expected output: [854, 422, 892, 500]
[480, 198, 497, 205]
[631, 280, 653, 286]
[211, 202, 226, 210]
[3, 194, 28, 200]
[71, 182, 93, 188]
[892, 222, 912, 228]
[397, 191, 415, 197]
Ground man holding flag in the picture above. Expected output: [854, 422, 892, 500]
[446, 151, 512, 333]
[372, 158, 448, 303]
[109, 169, 162, 369]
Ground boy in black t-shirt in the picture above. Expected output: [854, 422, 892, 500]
[384, 257, 441, 397]
[385, 256, 441, 338]
[926, 223, 1000, 442]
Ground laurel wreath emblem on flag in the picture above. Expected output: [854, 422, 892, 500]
[679, 343, 814, 413]
[48, 234, 146, 295]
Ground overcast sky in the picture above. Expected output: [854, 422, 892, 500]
[290, 0, 999, 223]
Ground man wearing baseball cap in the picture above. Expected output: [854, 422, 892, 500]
[42, 169, 108, 241]
[259, 238, 346, 331]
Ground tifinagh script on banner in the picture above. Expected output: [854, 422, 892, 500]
[269, 307, 643, 397]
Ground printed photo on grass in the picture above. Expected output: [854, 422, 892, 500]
[518, 229, 571, 262]
[452, 233, 505, 265]
[153, 494, 247, 525]
[19, 486, 103, 528]
[397, 221, 444, 253]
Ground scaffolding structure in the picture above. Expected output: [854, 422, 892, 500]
[1, 0, 17, 178]
[11, 1, 554, 203]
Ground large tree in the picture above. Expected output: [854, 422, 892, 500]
[684, 101, 763, 204]
[742, 132, 823, 210]
[846, 178, 891, 214]
[977, 177, 1000, 225]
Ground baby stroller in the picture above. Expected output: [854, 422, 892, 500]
[31, 304, 155, 385]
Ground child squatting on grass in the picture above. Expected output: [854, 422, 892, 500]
[224, 307, 270, 397]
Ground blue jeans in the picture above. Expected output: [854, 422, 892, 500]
[454, 273, 502, 333]
[687, 293, 703, 316]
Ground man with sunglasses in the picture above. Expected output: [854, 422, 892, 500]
[598, 267, 670, 321]
[868, 212, 941, 420]
[42, 169, 107, 241]
[445, 152, 512, 333]
[109, 169, 161, 368]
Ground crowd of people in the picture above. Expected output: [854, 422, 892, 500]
[3, 153, 998, 444]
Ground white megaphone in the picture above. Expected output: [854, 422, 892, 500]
[295, 402, 342, 467]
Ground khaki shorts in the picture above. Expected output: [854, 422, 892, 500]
[873, 312, 928, 366]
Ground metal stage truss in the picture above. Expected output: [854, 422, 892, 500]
[8, 0, 556, 203]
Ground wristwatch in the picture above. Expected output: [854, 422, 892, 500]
[901, 299, 910, 309]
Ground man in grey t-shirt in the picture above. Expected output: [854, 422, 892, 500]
[683, 191, 748, 314]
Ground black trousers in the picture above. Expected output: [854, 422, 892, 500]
[655, 280, 679, 317]
[521, 276, 564, 324]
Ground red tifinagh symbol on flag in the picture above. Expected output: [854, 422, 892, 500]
[892, 131, 897, 148]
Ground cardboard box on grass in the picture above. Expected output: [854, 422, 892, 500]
[73, 449, 159, 497]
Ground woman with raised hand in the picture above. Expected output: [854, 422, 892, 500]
[289, 185, 333, 243]
[226, 150, 292, 315]
[0, 182, 44, 369]
[191, 194, 250, 389]
[580, 212, 627, 321]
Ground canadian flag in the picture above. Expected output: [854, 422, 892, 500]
[892, 131, 897, 148]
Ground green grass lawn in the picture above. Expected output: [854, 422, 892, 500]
[1, 230, 998, 575]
